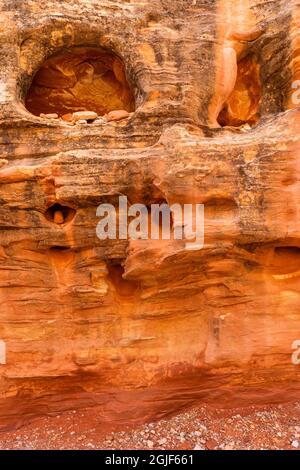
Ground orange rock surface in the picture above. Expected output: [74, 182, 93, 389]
[0, 0, 300, 431]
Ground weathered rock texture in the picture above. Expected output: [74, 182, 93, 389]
[26, 47, 134, 117]
[0, 0, 300, 431]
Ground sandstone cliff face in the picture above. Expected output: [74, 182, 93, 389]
[0, 0, 300, 431]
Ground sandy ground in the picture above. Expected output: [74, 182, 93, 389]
[1, 402, 300, 450]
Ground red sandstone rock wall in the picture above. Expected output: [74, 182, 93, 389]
[0, 0, 300, 431]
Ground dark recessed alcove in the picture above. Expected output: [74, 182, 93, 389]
[106, 261, 139, 297]
[217, 54, 261, 128]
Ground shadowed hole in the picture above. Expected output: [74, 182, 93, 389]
[25, 46, 135, 118]
[106, 261, 139, 296]
[272, 246, 300, 275]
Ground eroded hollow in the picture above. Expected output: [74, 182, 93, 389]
[272, 246, 300, 277]
[204, 197, 238, 220]
[145, 200, 174, 240]
[217, 54, 261, 128]
[106, 261, 139, 297]
[45, 203, 76, 225]
[246, 244, 300, 279]
[25, 47, 135, 117]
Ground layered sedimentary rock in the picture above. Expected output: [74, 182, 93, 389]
[0, 0, 300, 431]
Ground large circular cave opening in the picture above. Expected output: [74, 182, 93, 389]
[25, 47, 135, 119]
